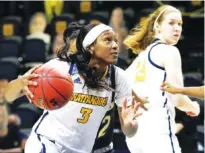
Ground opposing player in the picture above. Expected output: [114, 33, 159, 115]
[161, 82, 204, 99]
[24, 22, 142, 153]
[124, 5, 200, 153]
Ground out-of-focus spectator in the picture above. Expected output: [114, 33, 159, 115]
[109, 7, 128, 62]
[44, 0, 64, 23]
[27, 12, 51, 52]
[0, 105, 27, 153]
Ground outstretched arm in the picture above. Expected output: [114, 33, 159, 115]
[3, 65, 40, 103]
[163, 46, 200, 116]
[161, 82, 204, 99]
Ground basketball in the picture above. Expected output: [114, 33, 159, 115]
[28, 62, 74, 110]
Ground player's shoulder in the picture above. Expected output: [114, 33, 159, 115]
[46, 58, 71, 69]
[113, 65, 131, 85]
[152, 44, 180, 57]
[113, 65, 126, 78]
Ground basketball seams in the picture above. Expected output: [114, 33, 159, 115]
[43, 76, 73, 85]
[43, 68, 70, 106]
[46, 78, 71, 101]
[45, 68, 73, 85]
[41, 66, 50, 109]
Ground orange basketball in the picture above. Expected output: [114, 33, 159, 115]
[28, 62, 74, 110]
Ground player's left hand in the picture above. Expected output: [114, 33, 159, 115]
[121, 96, 142, 127]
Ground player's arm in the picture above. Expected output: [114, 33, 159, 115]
[161, 83, 204, 99]
[3, 66, 39, 103]
[0, 148, 22, 153]
[163, 46, 200, 116]
[115, 68, 142, 138]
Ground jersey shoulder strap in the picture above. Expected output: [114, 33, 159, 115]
[110, 65, 116, 102]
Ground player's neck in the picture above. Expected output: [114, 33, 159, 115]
[88, 59, 108, 75]
[154, 34, 166, 44]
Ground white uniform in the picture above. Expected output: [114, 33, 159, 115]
[25, 59, 132, 153]
[125, 40, 181, 153]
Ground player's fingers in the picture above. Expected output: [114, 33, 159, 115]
[160, 86, 167, 91]
[27, 80, 38, 86]
[122, 98, 127, 110]
[23, 86, 34, 99]
[161, 82, 167, 87]
[133, 102, 141, 114]
[131, 96, 135, 109]
[133, 112, 142, 120]
[27, 73, 39, 80]
[160, 82, 169, 91]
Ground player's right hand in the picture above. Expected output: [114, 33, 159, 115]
[160, 82, 181, 94]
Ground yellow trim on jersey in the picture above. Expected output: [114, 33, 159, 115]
[71, 93, 108, 107]
[101, 66, 109, 80]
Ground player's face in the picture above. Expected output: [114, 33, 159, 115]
[158, 11, 182, 45]
[91, 30, 119, 65]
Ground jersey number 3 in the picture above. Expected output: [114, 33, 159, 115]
[77, 107, 93, 124]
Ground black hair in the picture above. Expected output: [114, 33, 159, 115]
[57, 22, 81, 60]
[57, 22, 112, 91]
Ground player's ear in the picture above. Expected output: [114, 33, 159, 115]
[88, 46, 94, 54]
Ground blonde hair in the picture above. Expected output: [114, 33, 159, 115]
[124, 5, 180, 54]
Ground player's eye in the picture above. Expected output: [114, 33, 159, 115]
[105, 38, 112, 42]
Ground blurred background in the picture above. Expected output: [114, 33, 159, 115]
[0, 1, 204, 153]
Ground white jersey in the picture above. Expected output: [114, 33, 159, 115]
[126, 40, 181, 153]
[31, 59, 132, 153]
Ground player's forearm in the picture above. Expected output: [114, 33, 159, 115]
[0, 147, 22, 153]
[4, 79, 23, 102]
[175, 94, 197, 112]
[181, 86, 204, 99]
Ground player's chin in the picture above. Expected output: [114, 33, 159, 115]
[171, 37, 180, 45]
[169, 40, 178, 46]
[107, 57, 118, 65]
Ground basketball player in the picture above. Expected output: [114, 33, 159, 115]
[24, 22, 142, 153]
[63, 23, 116, 153]
[0, 66, 39, 104]
[124, 5, 200, 153]
[161, 82, 204, 99]
[64, 24, 147, 153]
[64, 23, 148, 153]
